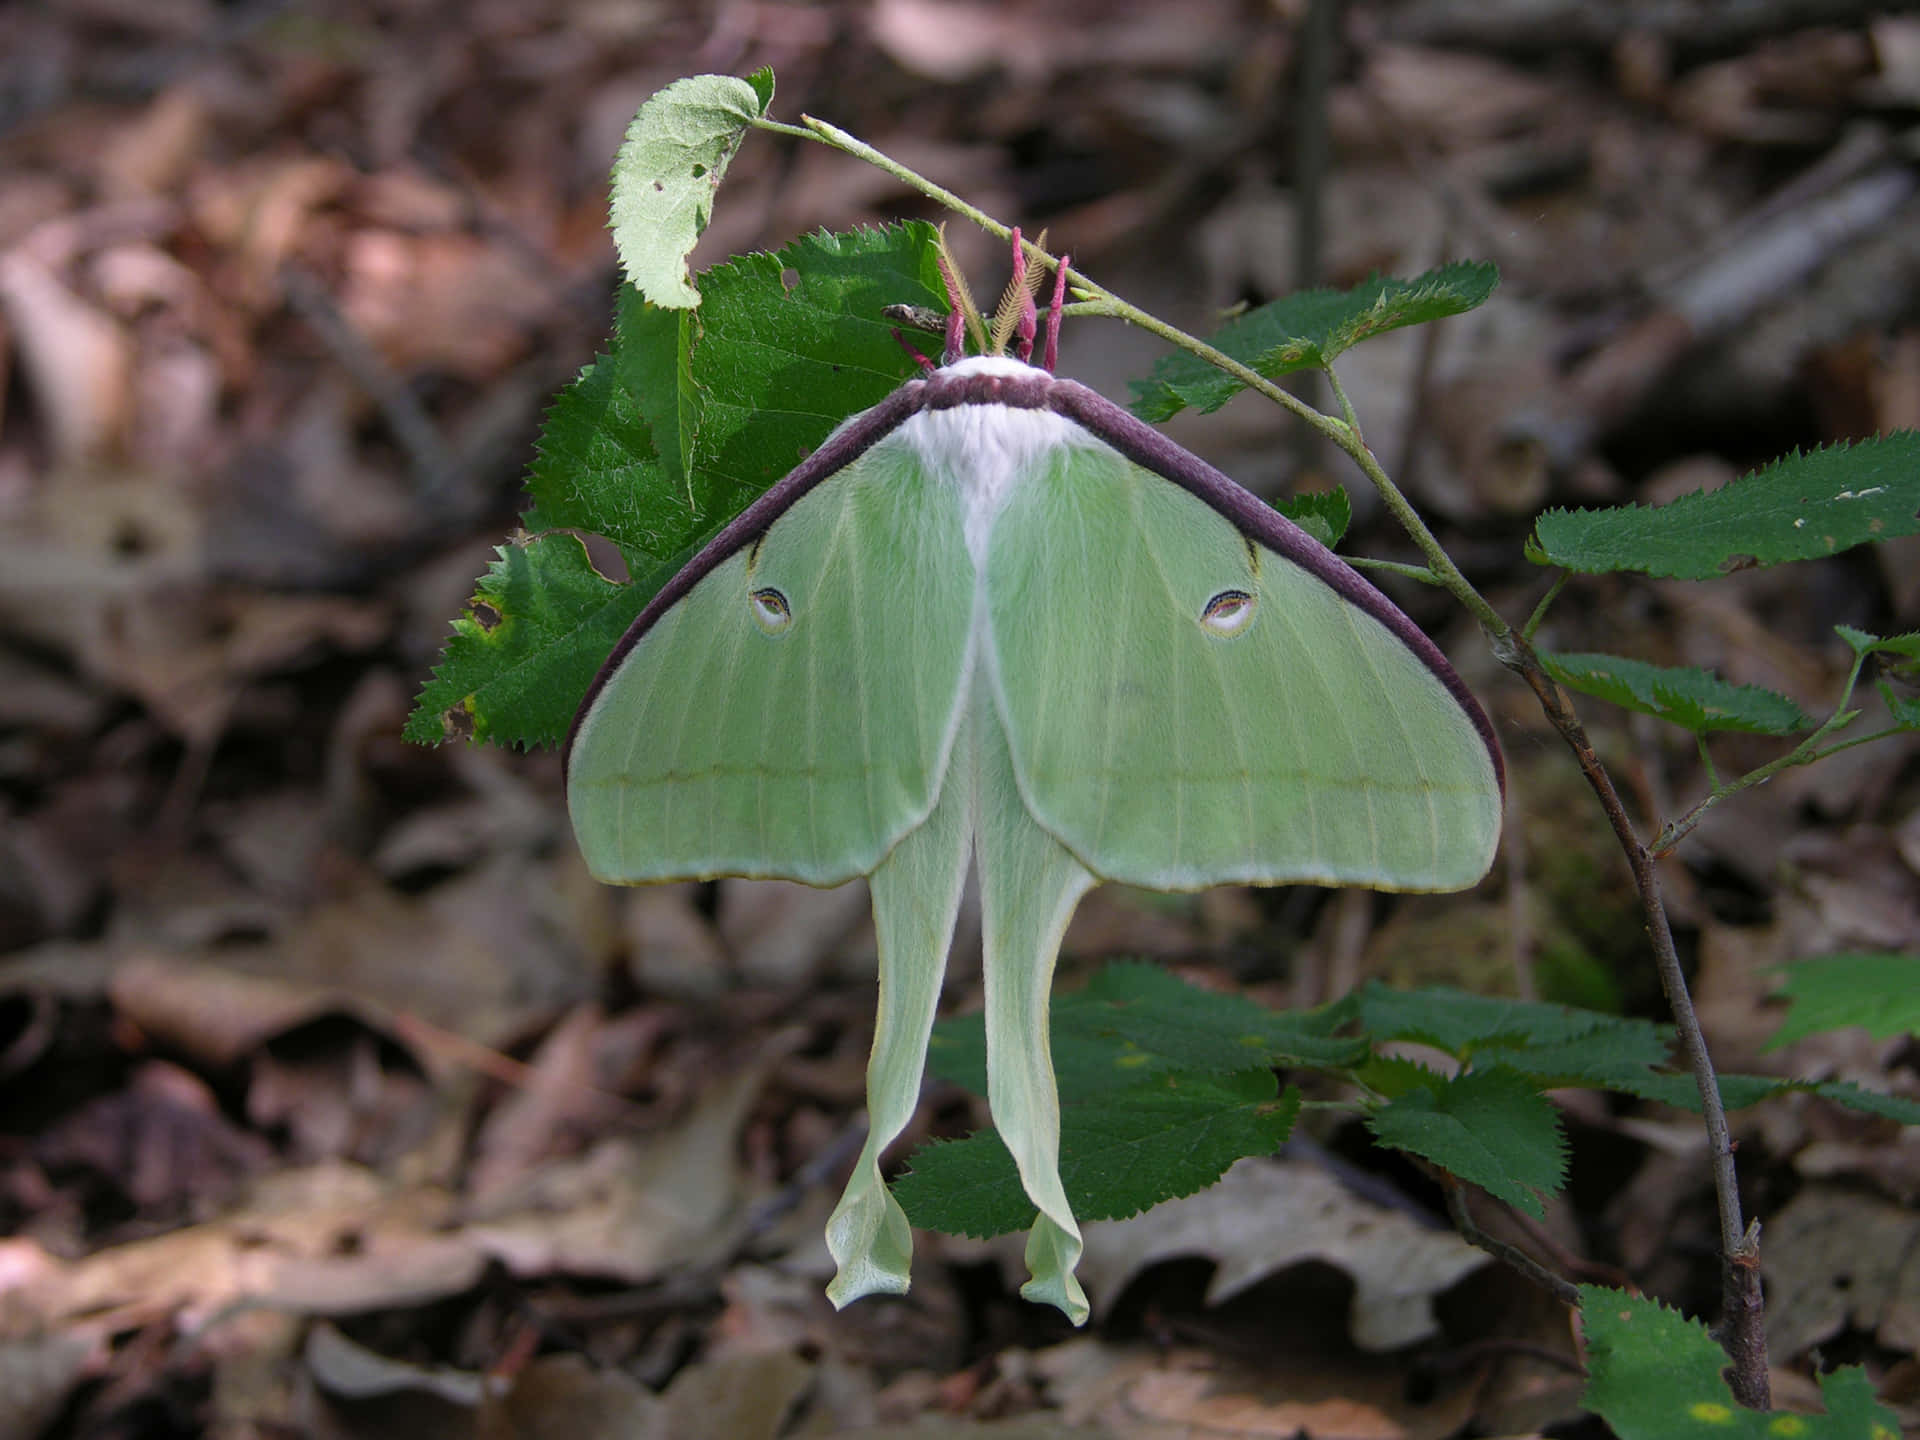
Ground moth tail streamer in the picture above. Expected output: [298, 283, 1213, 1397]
[825, 735, 972, 1308]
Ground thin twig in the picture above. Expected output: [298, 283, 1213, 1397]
[281, 263, 455, 500]
[1444, 1180, 1579, 1307]
[1291, 0, 1338, 473]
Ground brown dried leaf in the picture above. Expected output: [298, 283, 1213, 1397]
[464, 1041, 792, 1283]
[468, 1004, 631, 1203]
[1764, 1186, 1920, 1357]
[0, 252, 134, 462]
[0, 1163, 485, 1337]
[1073, 1159, 1489, 1349]
[34, 1059, 272, 1213]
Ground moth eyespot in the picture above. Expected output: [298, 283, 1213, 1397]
[1200, 589, 1256, 637]
[750, 587, 792, 634]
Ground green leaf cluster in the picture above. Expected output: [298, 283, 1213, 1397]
[1522, 446, 1920, 774]
[406, 223, 945, 746]
[899, 965, 1330, 1236]
[1128, 263, 1498, 421]
[1580, 1286, 1898, 1438]
[899, 969, 1920, 1241]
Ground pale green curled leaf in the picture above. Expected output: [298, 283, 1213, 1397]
[1366, 1067, 1566, 1217]
[1540, 651, 1816, 737]
[1767, 952, 1920, 1050]
[1579, 1284, 1899, 1439]
[403, 535, 645, 747]
[608, 70, 774, 306]
[896, 1073, 1302, 1237]
[1129, 262, 1498, 421]
[1275, 486, 1351, 549]
[1528, 432, 1920, 579]
[408, 223, 944, 747]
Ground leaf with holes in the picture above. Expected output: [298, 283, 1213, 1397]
[609, 70, 776, 307]
[405, 536, 643, 747]
[407, 224, 945, 747]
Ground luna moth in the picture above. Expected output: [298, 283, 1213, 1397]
[564, 239, 1503, 1325]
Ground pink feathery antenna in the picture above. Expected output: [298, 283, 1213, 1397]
[900, 226, 1071, 371]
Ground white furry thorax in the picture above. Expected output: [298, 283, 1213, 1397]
[887, 357, 1099, 566]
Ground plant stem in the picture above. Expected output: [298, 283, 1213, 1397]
[1522, 573, 1568, 641]
[1444, 1180, 1580, 1307]
[1345, 556, 1441, 585]
[765, 109, 1769, 1405]
[759, 116, 1348, 439]
[1651, 653, 1872, 857]
[1505, 647, 1768, 1410]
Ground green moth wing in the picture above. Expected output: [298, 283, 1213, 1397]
[564, 353, 1503, 1326]
[984, 427, 1502, 891]
[566, 406, 975, 887]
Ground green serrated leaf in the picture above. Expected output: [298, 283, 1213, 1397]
[1473, 1018, 1675, 1093]
[1808, 1081, 1920, 1126]
[896, 1072, 1301, 1237]
[609, 73, 771, 307]
[926, 963, 1365, 1101]
[1626, 1071, 1920, 1125]
[1833, 623, 1920, 660]
[1767, 952, 1920, 1050]
[524, 293, 696, 560]
[690, 227, 949, 499]
[1354, 1055, 1452, 1100]
[1128, 263, 1497, 421]
[1541, 651, 1816, 737]
[1579, 1284, 1900, 1439]
[1881, 680, 1920, 729]
[403, 535, 643, 749]
[1354, 981, 1604, 1058]
[1530, 433, 1920, 579]
[408, 223, 944, 748]
[1366, 1067, 1566, 1217]
[1276, 486, 1351, 549]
